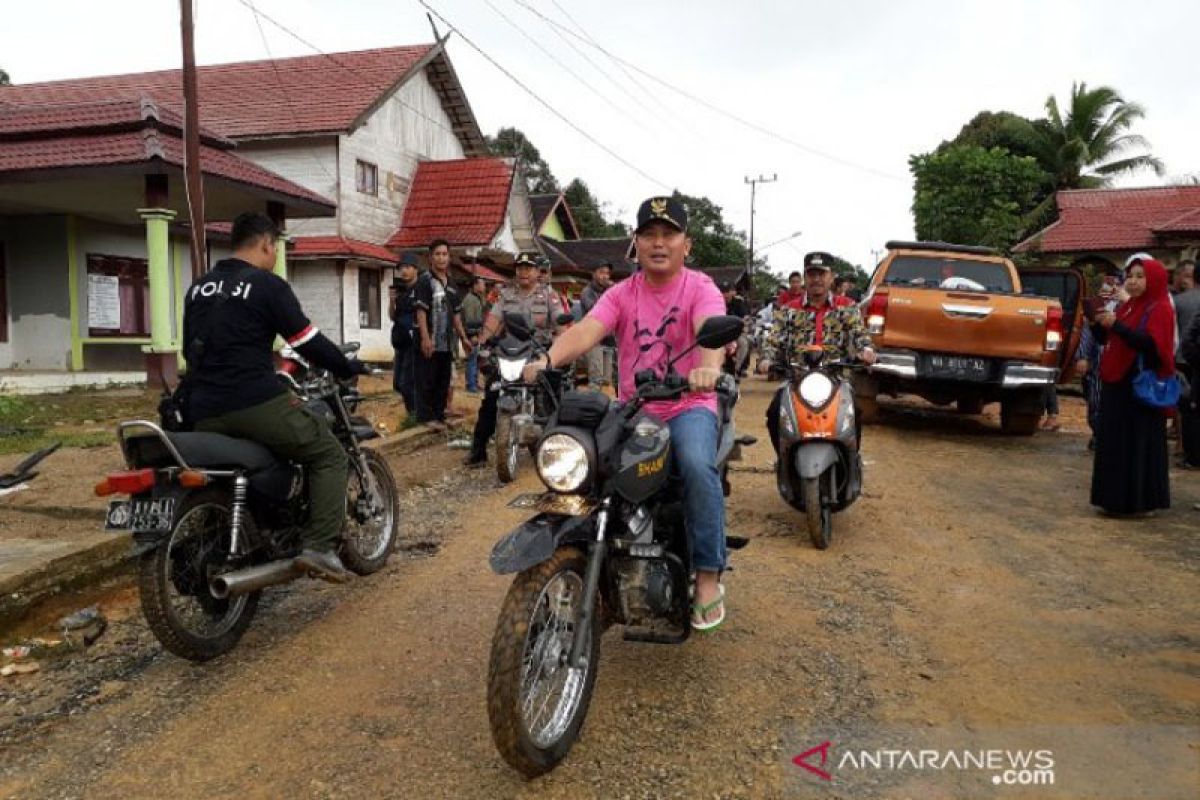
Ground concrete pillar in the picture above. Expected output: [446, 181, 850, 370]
[138, 207, 178, 388]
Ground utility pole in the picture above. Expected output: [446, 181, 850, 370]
[180, 0, 206, 279]
[744, 173, 777, 275]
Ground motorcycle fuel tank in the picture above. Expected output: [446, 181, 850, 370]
[613, 414, 672, 504]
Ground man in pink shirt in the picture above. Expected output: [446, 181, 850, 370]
[525, 196, 730, 630]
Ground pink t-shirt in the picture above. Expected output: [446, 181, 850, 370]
[588, 268, 726, 421]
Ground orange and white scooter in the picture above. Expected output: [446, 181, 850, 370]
[773, 346, 864, 549]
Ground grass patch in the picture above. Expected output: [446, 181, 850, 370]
[0, 388, 152, 457]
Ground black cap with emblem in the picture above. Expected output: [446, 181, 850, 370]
[803, 251, 834, 272]
[635, 196, 688, 235]
[514, 251, 540, 268]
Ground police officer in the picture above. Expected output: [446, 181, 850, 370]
[464, 252, 562, 466]
[184, 212, 368, 582]
[387, 252, 420, 415]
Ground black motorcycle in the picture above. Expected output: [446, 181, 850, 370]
[485, 316, 754, 777]
[97, 344, 400, 662]
[488, 312, 573, 483]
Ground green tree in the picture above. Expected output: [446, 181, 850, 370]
[562, 178, 628, 238]
[828, 254, 869, 289]
[944, 111, 1044, 163]
[672, 191, 749, 269]
[0, 68, 10, 86]
[909, 145, 1047, 251]
[486, 127, 558, 194]
[1030, 82, 1164, 191]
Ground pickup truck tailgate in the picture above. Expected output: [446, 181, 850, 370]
[878, 287, 1051, 362]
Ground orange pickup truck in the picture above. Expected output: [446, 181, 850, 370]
[856, 241, 1083, 434]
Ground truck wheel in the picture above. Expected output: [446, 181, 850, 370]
[1001, 389, 1043, 436]
[1000, 404, 1040, 435]
[957, 397, 985, 415]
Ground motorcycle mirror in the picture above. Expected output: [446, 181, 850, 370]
[695, 315, 744, 349]
[503, 312, 533, 341]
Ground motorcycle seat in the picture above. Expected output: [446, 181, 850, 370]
[167, 432, 279, 471]
[124, 431, 281, 473]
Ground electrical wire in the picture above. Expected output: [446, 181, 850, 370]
[511, 0, 905, 183]
[418, 0, 672, 190]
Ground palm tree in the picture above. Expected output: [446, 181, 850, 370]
[1032, 82, 1164, 190]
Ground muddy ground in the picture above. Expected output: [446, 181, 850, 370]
[0, 378, 1196, 799]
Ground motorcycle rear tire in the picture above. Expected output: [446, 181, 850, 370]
[496, 410, 520, 484]
[138, 488, 260, 662]
[802, 476, 832, 550]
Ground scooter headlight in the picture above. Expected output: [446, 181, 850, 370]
[536, 434, 590, 493]
[798, 372, 835, 408]
[497, 357, 526, 383]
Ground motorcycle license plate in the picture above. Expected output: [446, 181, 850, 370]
[922, 354, 989, 381]
[104, 497, 176, 533]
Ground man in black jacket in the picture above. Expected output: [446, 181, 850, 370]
[183, 212, 368, 582]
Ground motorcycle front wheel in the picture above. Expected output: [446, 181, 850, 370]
[487, 547, 600, 777]
[138, 488, 260, 662]
[340, 448, 400, 574]
[802, 475, 833, 550]
[496, 410, 521, 484]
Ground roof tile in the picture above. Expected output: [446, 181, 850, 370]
[386, 158, 515, 248]
[1016, 186, 1200, 253]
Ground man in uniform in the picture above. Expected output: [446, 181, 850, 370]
[464, 252, 563, 466]
[184, 212, 368, 582]
[758, 251, 877, 455]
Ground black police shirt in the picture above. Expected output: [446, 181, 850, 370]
[183, 258, 319, 421]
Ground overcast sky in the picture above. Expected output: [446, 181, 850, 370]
[4, 0, 1197, 275]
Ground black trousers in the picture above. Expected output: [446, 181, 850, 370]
[415, 350, 452, 423]
[1181, 367, 1200, 466]
[471, 385, 501, 454]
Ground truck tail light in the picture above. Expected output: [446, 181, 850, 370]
[95, 468, 156, 497]
[865, 292, 889, 336]
[1045, 306, 1063, 352]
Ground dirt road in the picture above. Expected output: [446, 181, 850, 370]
[1, 378, 1196, 799]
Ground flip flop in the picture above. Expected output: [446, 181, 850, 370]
[691, 584, 726, 632]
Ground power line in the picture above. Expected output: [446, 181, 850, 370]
[480, 0, 654, 135]
[511, 1, 905, 183]
[543, 0, 679, 127]
[244, 0, 339, 190]
[417, 0, 671, 190]
[529, 0, 678, 131]
[230, 0, 459, 137]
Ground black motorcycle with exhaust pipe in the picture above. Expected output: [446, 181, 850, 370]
[486, 315, 755, 777]
[96, 343, 400, 662]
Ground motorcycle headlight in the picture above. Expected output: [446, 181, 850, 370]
[498, 357, 526, 383]
[798, 372, 835, 408]
[536, 434, 590, 493]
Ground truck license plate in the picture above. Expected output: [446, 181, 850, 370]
[924, 354, 989, 381]
[104, 498, 176, 533]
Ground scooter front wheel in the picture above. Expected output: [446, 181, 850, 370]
[802, 476, 832, 550]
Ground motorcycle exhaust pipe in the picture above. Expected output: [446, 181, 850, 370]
[209, 558, 300, 599]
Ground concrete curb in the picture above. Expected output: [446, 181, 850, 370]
[0, 409, 478, 635]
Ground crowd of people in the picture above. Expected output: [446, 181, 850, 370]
[382, 231, 1199, 530]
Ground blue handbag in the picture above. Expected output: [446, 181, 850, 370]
[1128, 302, 1180, 408]
[1132, 355, 1180, 408]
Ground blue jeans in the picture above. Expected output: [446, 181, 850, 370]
[666, 408, 726, 573]
[465, 348, 480, 392]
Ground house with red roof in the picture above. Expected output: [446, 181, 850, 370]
[1014, 186, 1200, 275]
[0, 40, 534, 380]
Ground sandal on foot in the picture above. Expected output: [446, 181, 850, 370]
[691, 585, 726, 632]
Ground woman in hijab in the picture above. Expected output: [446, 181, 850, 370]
[1090, 257, 1177, 515]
